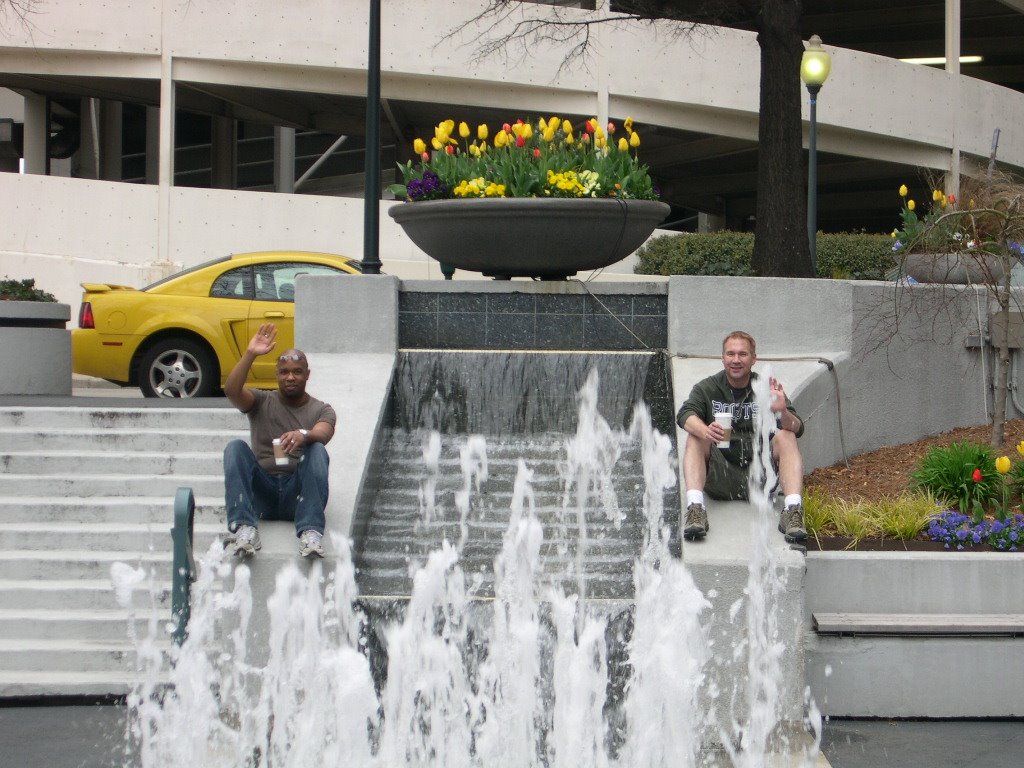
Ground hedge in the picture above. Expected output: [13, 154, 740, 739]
[634, 231, 897, 281]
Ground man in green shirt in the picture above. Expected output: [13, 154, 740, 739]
[676, 330, 806, 542]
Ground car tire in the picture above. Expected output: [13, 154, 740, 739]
[138, 338, 219, 398]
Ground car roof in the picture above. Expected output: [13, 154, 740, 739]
[143, 251, 360, 291]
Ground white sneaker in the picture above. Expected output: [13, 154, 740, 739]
[233, 525, 261, 556]
[299, 529, 324, 558]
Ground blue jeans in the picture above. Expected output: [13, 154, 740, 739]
[223, 439, 329, 537]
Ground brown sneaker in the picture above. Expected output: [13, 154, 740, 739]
[683, 503, 709, 540]
[778, 504, 807, 543]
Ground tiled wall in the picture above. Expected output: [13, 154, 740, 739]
[399, 289, 668, 350]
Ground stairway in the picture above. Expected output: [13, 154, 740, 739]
[0, 404, 245, 697]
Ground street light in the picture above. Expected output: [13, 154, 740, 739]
[801, 34, 831, 276]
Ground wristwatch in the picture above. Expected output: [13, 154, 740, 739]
[299, 429, 308, 438]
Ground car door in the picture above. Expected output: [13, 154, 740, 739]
[247, 262, 351, 381]
[208, 264, 255, 364]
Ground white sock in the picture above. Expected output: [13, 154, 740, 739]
[784, 494, 802, 509]
[686, 490, 705, 507]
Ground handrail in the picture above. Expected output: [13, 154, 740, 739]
[170, 486, 196, 645]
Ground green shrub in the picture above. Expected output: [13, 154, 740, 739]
[804, 488, 938, 546]
[0, 277, 57, 302]
[910, 441, 999, 516]
[634, 230, 896, 280]
[871, 493, 941, 539]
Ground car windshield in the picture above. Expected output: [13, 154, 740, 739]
[142, 255, 232, 291]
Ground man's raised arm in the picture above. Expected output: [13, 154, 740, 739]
[225, 323, 278, 412]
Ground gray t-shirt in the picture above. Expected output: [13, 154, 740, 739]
[245, 388, 337, 474]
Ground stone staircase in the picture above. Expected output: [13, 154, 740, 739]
[0, 404, 246, 697]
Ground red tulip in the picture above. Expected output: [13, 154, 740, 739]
[503, 123, 511, 133]
[533, 148, 541, 158]
[445, 144, 455, 155]
[516, 135, 526, 148]
[948, 194, 957, 204]
[972, 468, 983, 482]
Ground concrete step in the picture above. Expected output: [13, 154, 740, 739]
[0, 427, 248, 452]
[0, 669, 149, 697]
[0, 522, 224, 554]
[0, 497, 225, 524]
[0, 473, 226, 498]
[0, 579, 171, 611]
[0, 638, 171, 673]
[0, 550, 170, 581]
[0, 607, 163, 642]
[0, 451, 225, 475]
[0, 406, 241, 430]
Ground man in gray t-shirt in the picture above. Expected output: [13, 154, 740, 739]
[222, 323, 337, 558]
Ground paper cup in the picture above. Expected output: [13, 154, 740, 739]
[272, 438, 289, 466]
[714, 412, 732, 448]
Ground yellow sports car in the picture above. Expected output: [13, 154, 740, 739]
[72, 251, 361, 397]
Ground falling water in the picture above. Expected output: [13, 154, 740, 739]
[115, 363, 818, 767]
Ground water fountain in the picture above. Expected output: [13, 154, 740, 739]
[114, 354, 820, 767]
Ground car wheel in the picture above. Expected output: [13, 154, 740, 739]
[139, 338, 219, 398]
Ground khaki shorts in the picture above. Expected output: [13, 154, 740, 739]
[704, 442, 780, 501]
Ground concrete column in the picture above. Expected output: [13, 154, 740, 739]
[698, 212, 726, 232]
[945, 0, 961, 195]
[211, 115, 236, 189]
[77, 98, 100, 179]
[274, 126, 295, 193]
[22, 93, 47, 175]
[157, 53, 175, 274]
[145, 106, 159, 184]
[101, 100, 123, 181]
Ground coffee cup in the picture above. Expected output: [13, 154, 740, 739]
[272, 438, 289, 466]
[714, 412, 732, 448]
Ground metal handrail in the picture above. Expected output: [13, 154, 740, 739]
[170, 486, 196, 645]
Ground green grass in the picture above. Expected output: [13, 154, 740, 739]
[804, 488, 940, 547]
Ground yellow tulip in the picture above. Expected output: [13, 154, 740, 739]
[899, 184, 908, 197]
[459, 122, 471, 139]
[434, 125, 449, 144]
[522, 123, 533, 139]
[907, 200, 916, 211]
[468, 143, 480, 157]
[494, 131, 508, 148]
[624, 116, 634, 133]
[561, 119, 572, 134]
[1016, 440, 1024, 459]
[413, 138, 426, 155]
[431, 137, 443, 151]
[565, 133, 574, 145]
[538, 117, 548, 131]
[478, 124, 488, 141]
[891, 230, 898, 238]
[594, 126, 605, 141]
[629, 131, 640, 148]
[618, 137, 629, 152]
[442, 119, 454, 134]
[550, 116, 560, 130]
[543, 127, 556, 143]
[996, 455, 1012, 474]
[932, 189, 942, 202]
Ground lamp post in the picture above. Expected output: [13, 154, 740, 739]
[362, 0, 382, 274]
[800, 34, 831, 277]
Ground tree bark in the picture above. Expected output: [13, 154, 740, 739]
[750, 0, 813, 277]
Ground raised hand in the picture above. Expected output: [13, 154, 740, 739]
[769, 376, 787, 413]
[249, 323, 278, 356]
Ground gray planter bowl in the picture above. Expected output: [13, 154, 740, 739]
[389, 197, 670, 279]
[902, 252, 1005, 284]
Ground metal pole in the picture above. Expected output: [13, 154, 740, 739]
[806, 84, 820, 277]
[361, 0, 382, 274]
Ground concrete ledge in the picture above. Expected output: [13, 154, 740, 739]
[0, 303, 71, 396]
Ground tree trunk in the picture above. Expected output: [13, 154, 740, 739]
[991, 266, 1013, 447]
[750, 0, 813, 277]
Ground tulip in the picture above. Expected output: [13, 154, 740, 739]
[459, 122, 471, 139]
[907, 200, 916, 211]
[478, 124, 489, 141]
[1016, 440, 1024, 458]
[932, 189, 942, 202]
[515, 135, 526, 148]
[899, 184, 908, 197]
[511, 122, 524, 137]
[538, 117, 548, 131]
[533, 148, 541, 159]
[543, 127, 556, 143]
[948, 194, 957, 204]
[565, 133, 574, 145]
[891, 230, 898, 238]
[522, 123, 533, 139]
[562, 119, 572, 134]
[607, 121, 616, 134]
[996, 456, 1012, 474]
[468, 143, 481, 157]
[618, 137, 628, 152]
[594, 126, 605, 140]
[431, 137, 443, 151]
[503, 122, 511, 133]
[442, 119, 455, 134]
[420, 151, 430, 162]
[550, 116, 560, 130]
[629, 131, 640, 148]
[494, 131, 507, 148]
[445, 144, 455, 155]
[972, 468, 983, 483]
[585, 118, 596, 134]
[413, 138, 426, 155]
[624, 116, 634, 133]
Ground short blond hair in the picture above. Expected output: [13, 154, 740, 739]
[722, 331, 756, 355]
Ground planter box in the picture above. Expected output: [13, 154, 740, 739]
[804, 550, 1024, 717]
[902, 251, 1005, 284]
[0, 302, 72, 395]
